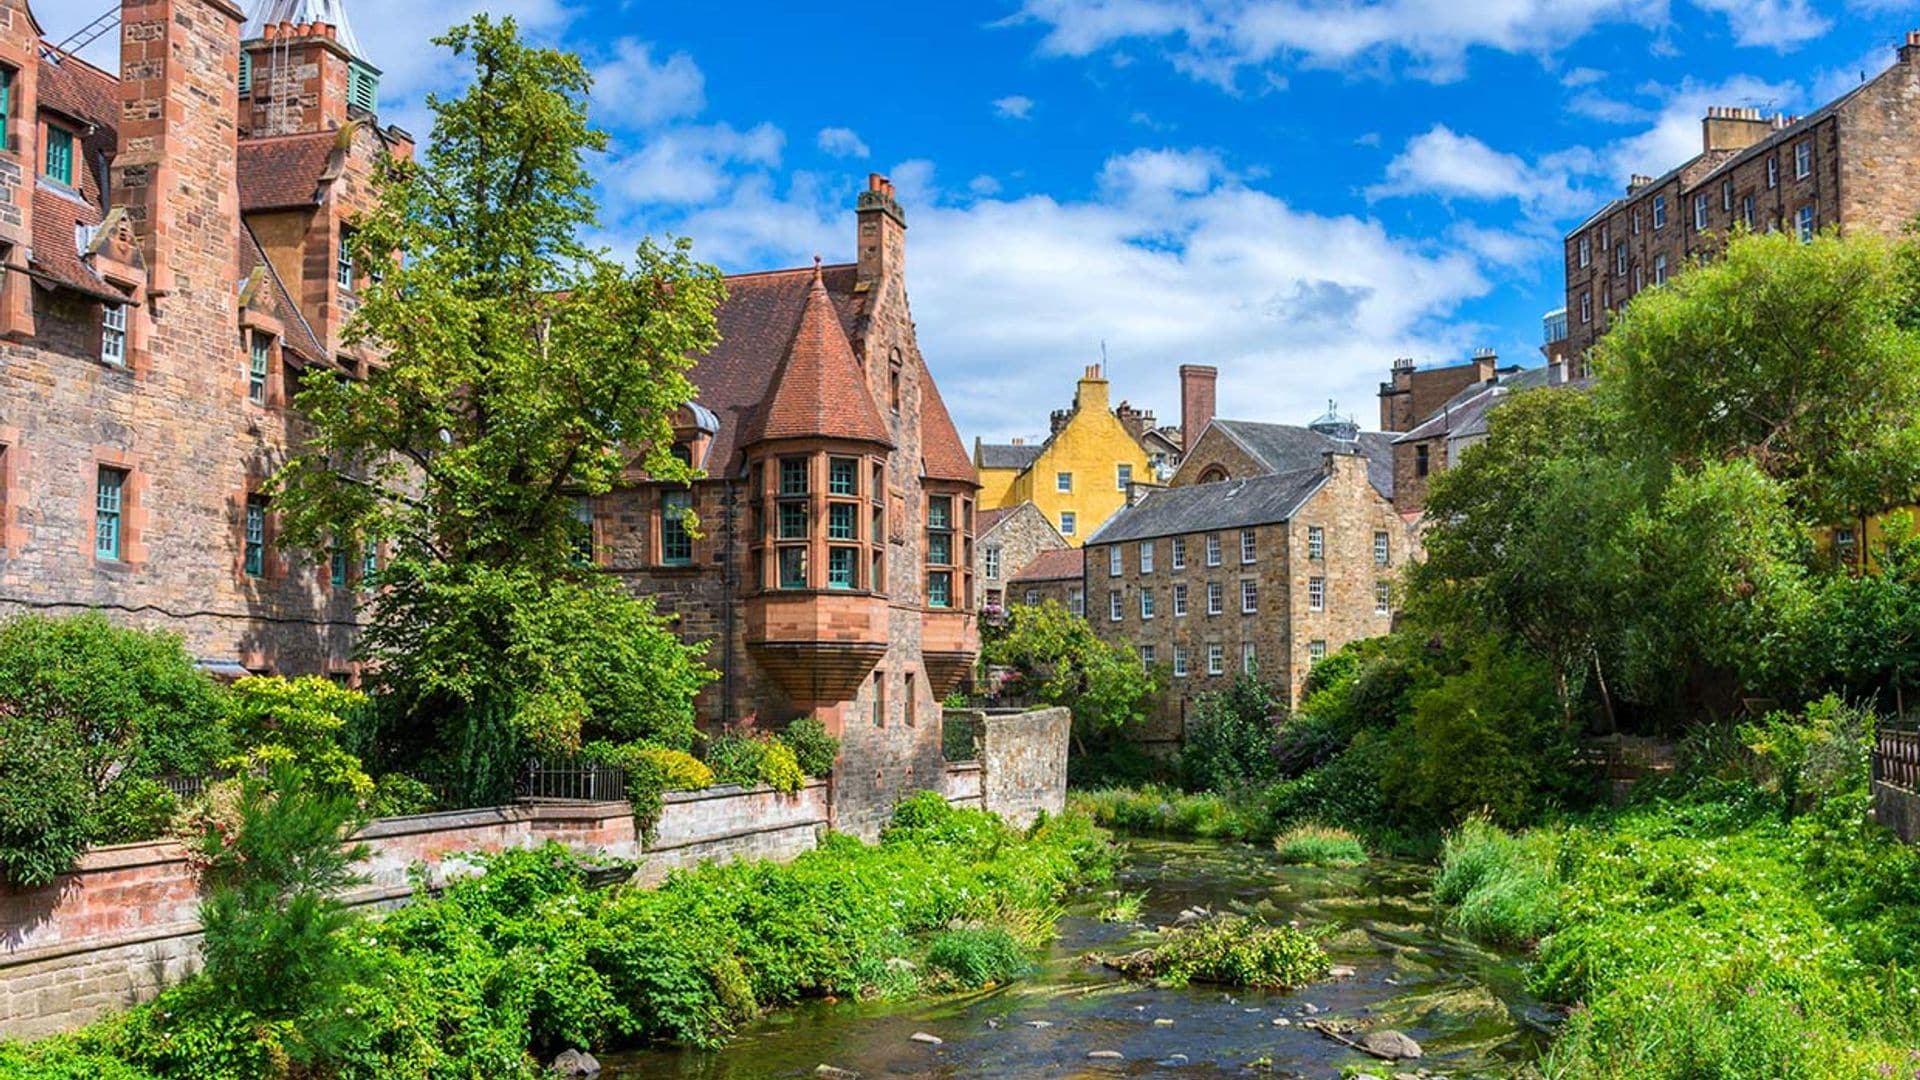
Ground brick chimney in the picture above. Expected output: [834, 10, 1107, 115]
[1180, 365, 1217, 445]
[855, 173, 906, 296]
[116, 0, 247, 299]
[1702, 105, 1772, 155]
[1471, 347, 1498, 383]
[242, 19, 355, 136]
[0, 0, 38, 338]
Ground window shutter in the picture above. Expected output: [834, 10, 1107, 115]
[239, 52, 251, 95]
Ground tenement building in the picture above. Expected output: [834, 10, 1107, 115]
[0, 0, 408, 677]
[593, 175, 980, 833]
[1090, 409, 1412, 729]
[1563, 29, 1920, 364]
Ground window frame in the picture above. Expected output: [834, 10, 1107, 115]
[44, 122, 76, 187]
[1108, 590, 1123, 622]
[1239, 529, 1256, 565]
[1693, 192, 1709, 231]
[1139, 541, 1153, 574]
[661, 489, 695, 566]
[1306, 525, 1323, 561]
[1055, 471, 1073, 493]
[1308, 575, 1326, 613]
[1059, 511, 1076, 537]
[101, 302, 129, 367]
[95, 466, 127, 561]
[1206, 581, 1223, 616]
[244, 494, 269, 578]
[1116, 463, 1132, 491]
[1173, 646, 1188, 679]
[1241, 579, 1258, 614]
[1171, 537, 1187, 570]
[983, 545, 1001, 581]
[1373, 530, 1390, 566]
[1173, 582, 1188, 617]
[1205, 533, 1222, 567]
[1576, 235, 1590, 268]
[1376, 580, 1392, 615]
[1207, 643, 1225, 676]
[1139, 588, 1154, 620]
[336, 227, 355, 291]
[247, 330, 272, 404]
[1109, 545, 1123, 577]
[1794, 140, 1812, 180]
[1797, 205, 1816, 244]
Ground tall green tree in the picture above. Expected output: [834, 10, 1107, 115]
[273, 17, 721, 756]
[986, 601, 1159, 749]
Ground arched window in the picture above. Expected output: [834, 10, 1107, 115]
[1199, 466, 1229, 484]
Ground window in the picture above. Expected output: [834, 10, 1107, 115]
[1693, 193, 1708, 231]
[1139, 588, 1155, 619]
[348, 62, 380, 113]
[1600, 224, 1609, 249]
[1060, 511, 1076, 537]
[1836, 527, 1858, 565]
[1206, 581, 1223, 615]
[238, 51, 251, 95]
[1633, 266, 1643, 293]
[1173, 583, 1189, 616]
[336, 228, 355, 290]
[1742, 194, 1755, 229]
[1415, 443, 1431, 477]
[984, 546, 1001, 581]
[101, 303, 128, 367]
[928, 569, 954, 607]
[1056, 471, 1073, 493]
[1139, 645, 1156, 667]
[1651, 194, 1666, 230]
[1241, 579, 1258, 614]
[777, 457, 807, 495]
[1207, 643, 1225, 676]
[904, 672, 918, 728]
[0, 68, 10, 146]
[1615, 243, 1628, 276]
[828, 502, 859, 543]
[1205, 534, 1222, 567]
[1139, 541, 1154, 574]
[330, 545, 349, 587]
[829, 457, 858, 496]
[1109, 545, 1123, 577]
[1307, 526, 1323, 560]
[1632, 207, 1642, 235]
[1797, 205, 1816, 244]
[1795, 140, 1812, 180]
[1242, 642, 1257, 675]
[778, 502, 809, 540]
[1171, 537, 1187, 569]
[926, 496, 953, 602]
[1117, 463, 1132, 490]
[45, 124, 75, 186]
[362, 546, 380, 585]
[1577, 235, 1590, 268]
[1025, 588, 1040, 605]
[1069, 587, 1085, 617]
[779, 546, 808, 590]
[1722, 179, 1733, 211]
[244, 495, 268, 578]
[1374, 531, 1390, 566]
[1767, 155, 1779, 189]
[1653, 254, 1668, 286]
[1309, 640, 1328, 664]
[1376, 581, 1392, 615]
[570, 497, 594, 564]
[248, 332, 271, 402]
[95, 467, 126, 560]
[1308, 576, 1325, 612]
[661, 490, 694, 565]
[1240, 529, 1256, 564]
[1579, 292, 1592, 324]
[873, 670, 886, 728]
[1108, 590, 1123, 622]
[1173, 646, 1189, 678]
[889, 366, 902, 413]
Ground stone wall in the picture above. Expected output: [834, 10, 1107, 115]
[1876, 781, 1920, 846]
[941, 706, 1072, 828]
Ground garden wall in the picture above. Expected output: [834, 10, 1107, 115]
[1875, 780, 1920, 845]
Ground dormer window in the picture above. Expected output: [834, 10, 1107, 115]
[248, 331, 272, 403]
[44, 123, 74, 187]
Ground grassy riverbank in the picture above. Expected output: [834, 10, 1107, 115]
[0, 795, 1112, 1080]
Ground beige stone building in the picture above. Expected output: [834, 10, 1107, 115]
[977, 501, 1067, 616]
[1008, 547, 1084, 616]
[1564, 30, 1920, 363]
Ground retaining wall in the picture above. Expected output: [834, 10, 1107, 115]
[1876, 781, 1920, 845]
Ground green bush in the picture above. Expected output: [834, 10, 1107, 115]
[1432, 816, 1558, 947]
[366, 773, 437, 818]
[925, 927, 1029, 988]
[1272, 824, 1366, 867]
[1108, 917, 1329, 989]
[93, 777, 180, 846]
[224, 676, 375, 803]
[1068, 786, 1266, 841]
[778, 717, 839, 778]
[1180, 674, 1284, 794]
[0, 713, 93, 888]
[706, 732, 805, 793]
[582, 742, 713, 839]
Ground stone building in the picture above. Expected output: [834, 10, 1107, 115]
[1563, 30, 1920, 364]
[977, 501, 1067, 616]
[593, 175, 980, 835]
[1377, 351, 1504, 435]
[1007, 546, 1084, 615]
[1086, 448, 1409, 722]
[1172, 413, 1394, 491]
[0, 0, 407, 677]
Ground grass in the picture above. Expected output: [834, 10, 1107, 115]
[1431, 815, 1558, 947]
[1105, 916, 1330, 989]
[1097, 891, 1146, 923]
[924, 927, 1030, 989]
[1068, 785, 1267, 841]
[1272, 824, 1367, 867]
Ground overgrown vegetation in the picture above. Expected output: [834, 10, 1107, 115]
[1105, 916, 1330, 989]
[985, 600, 1160, 766]
[1273, 824, 1367, 868]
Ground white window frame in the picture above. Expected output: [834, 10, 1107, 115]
[1060, 511, 1076, 537]
[984, 546, 1001, 581]
[1025, 588, 1040, 606]
[1722, 179, 1733, 212]
[1173, 646, 1189, 679]
[1139, 541, 1154, 574]
[1652, 194, 1667, 230]
[1615, 243, 1628, 276]
[1742, 194, 1755, 229]
[101, 303, 128, 367]
[1140, 588, 1155, 620]
[1653, 254, 1668, 286]
[1206, 581, 1223, 615]
[1242, 642, 1257, 675]
[1795, 140, 1811, 180]
[1108, 590, 1123, 622]
[1767, 155, 1779, 189]
[247, 331, 271, 404]
[1240, 529, 1256, 565]
[1109, 545, 1123, 577]
[1374, 530, 1390, 566]
[1377, 581, 1392, 615]
[1309, 640, 1327, 664]
[1308, 576, 1326, 613]
[1241, 579, 1258, 614]
[1205, 534, 1222, 567]
[1056, 471, 1073, 493]
[1173, 583, 1188, 617]
[1797, 205, 1815, 243]
[1693, 193, 1708, 231]
[1579, 292, 1592, 324]
[1171, 537, 1187, 569]
[1069, 587, 1085, 617]
[1577, 235, 1590, 268]
[1306, 525, 1323, 561]
[1207, 643, 1225, 676]
[1116, 463, 1132, 491]
[1140, 644, 1156, 668]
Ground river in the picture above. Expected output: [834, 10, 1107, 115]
[607, 838, 1549, 1079]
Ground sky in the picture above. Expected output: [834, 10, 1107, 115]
[37, 0, 1918, 444]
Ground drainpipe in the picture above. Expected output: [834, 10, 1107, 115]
[722, 480, 739, 724]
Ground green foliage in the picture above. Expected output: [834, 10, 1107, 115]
[1098, 891, 1146, 923]
[705, 731, 806, 793]
[582, 741, 713, 837]
[1108, 917, 1329, 989]
[985, 600, 1158, 736]
[1813, 513, 1920, 709]
[366, 773, 437, 818]
[778, 717, 840, 779]
[0, 712, 92, 888]
[1180, 674, 1283, 794]
[225, 676, 374, 802]
[1739, 695, 1874, 821]
[270, 15, 722, 757]
[1432, 817, 1558, 947]
[1272, 824, 1366, 867]
[924, 927, 1030, 989]
[1068, 786, 1267, 841]
[93, 777, 180, 846]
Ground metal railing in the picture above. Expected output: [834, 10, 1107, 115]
[1875, 729, 1920, 793]
[517, 758, 630, 802]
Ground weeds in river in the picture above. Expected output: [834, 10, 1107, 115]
[1098, 891, 1146, 923]
[1432, 816, 1557, 947]
[1273, 824, 1367, 868]
[1106, 916, 1329, 989]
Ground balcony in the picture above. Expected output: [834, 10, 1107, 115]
[921, 607, 979, 697]
[745, 590, 889, 706]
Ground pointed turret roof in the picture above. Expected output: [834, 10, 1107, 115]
[745, 263, 893, 449]
[242, 0, 371, 66]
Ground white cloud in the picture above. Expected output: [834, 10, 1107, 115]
[993, 95, 1037, 119]
[1688, 0, 1829, 50]
[816, 127, 872, 159]
[603, 122, 785, 206]
[1562, 66, 1607, 88]
[1369, 126, 1592, 217]
[1602, 75, 1798, 179]
[589, 39, 705, 128]
[969, 175, 1005, 196]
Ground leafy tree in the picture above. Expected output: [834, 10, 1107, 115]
[272, 17, 721, 755]
[1815, 514, 1920, 716]
[0, 712, 92, 888]
[1595, 228, 1920, 522]
[986, 600, 1158, 748]
[1181, 674, 1284, 794]
[225, 676, 374, 802]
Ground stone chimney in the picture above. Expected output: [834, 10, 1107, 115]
[1626, 174, 1655, 194]
[1180, 364, 1217, 445]
[1471, 347, 1498, 383]
[116, 0, 247, 299]
[855, 173, 906, 296]
[1702, 105, 1773, 155]
[240, 0, 379, 137]
[1901, 29, 1920, 65]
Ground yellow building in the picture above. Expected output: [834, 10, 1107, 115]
[973, 365, 1155, 546]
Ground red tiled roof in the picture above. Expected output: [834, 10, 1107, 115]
[1011, 547, 1084, 583]
[742, 264, 892, 449]
[239, 132, 339, 212]
[919, 363, 978, 485]
[977, 506, 1017, 534]
[28, 186, 120, 301]
[38, 53, 119, 131]
[239, 226, 328, 364]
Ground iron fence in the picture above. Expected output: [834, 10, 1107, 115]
[1875, 729, 1920, 793]
[158, 774, 209, 800]
[517, 758, 630, 802]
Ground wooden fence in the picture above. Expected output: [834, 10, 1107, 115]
[1875, 728, 1920, 793]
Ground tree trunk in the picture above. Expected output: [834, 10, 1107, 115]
[1593, 651, 1619, 736]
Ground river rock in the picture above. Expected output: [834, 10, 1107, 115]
[1300, 1003, 1321, 1016]
[550, 1049, 600, 1077]
[1157, 1054, 1190, 1066]
[1270, 1016, 1292, 1027]
[1088, 1050, 1125, 1060]
[815, 1068, 861, 1080]
[1152, 1017, 1175, 1027]
[1359, 1030, 1423, 1060]
[1024, 1020, 1054, 1029]
[1329, 965, 1357, 978]
[909, 1032, 944, 1046]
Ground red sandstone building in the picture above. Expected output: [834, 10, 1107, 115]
[0, 0, 407, 677]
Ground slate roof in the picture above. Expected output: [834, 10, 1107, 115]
[1209, 419, 1395, 500]
[743, 265, 892, 448]
[1010, 546, 1084, 583]
[1088, 468, 1329, 545]
[1393, 366, 1563, 445]
[238, 132, 339, 212]
[978, 442, 1044, 470]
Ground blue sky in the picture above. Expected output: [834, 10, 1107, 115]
[39, 0, 1917, 442]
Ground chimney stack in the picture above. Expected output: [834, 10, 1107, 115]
[1702, 105, 1772, 155]
[1180, 365, 1217, 445]
[1472, 347, 1498, 383]
[855, 172, 906, 295]
[1901, 29, 1920, 65]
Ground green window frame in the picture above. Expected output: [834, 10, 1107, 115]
[361, 546, 380, 588]
[927, 532, 951, 566]
[928, 496, 951, 530]
[248, 332, 271, 403]
[45, 124, 74, 187]
[244, 495, 268, 577]
[778, 546, 808, 590]
[661, 490, 694, 565]
[95, 467, 125, 560]
[778, 502, 808, 540]
[928, 571, 952, 609]
[337, 228, 354, 290]
[779, 457, 808, 496]
[828, 546, 857, 590]
[0, 68, 12, 147]
[330, 545, 349, 587]
[829, 457, 858, 496]
[827, 502, 857, 541]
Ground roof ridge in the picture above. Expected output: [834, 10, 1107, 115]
[725, 263, 857, 283]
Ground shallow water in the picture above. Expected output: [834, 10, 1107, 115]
[606, 838, 1548, 1079]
